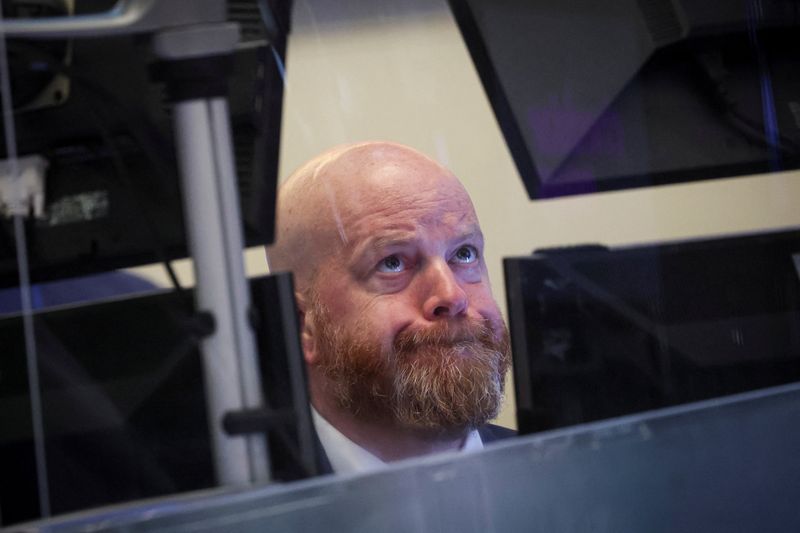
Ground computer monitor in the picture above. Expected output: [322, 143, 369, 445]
[0, 0, 290, 286]
[0, 273, 318, 526]
[449, 0, 800, 199]
[504, 229, 800, 434]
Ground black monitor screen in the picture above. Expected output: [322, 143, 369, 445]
[0, 0, 290, 287]
[0, 273, 318, 526]
[504, 230, 800, 434]
[449, 0, 800, 199]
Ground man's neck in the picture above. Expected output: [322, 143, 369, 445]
[311, 395, 468, 462]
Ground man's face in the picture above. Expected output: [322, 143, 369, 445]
[302, 150, 510, 433]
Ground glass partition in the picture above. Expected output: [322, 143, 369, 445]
[2, 0, 799, 528]
[10, 383, 800, 532]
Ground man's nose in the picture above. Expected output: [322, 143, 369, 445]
[421, 260, 468, 320]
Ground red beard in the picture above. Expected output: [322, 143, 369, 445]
[312, 297, 511, 434]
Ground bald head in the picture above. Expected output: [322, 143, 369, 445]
[268, 141, 475, 292]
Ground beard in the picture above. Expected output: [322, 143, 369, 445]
[310, 294, 511, 435]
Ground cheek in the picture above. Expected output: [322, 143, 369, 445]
[467, 285, 504, 322]
[313, 272, 358, 316]
[318, 285, 410, 347]
[362, 298, 414, 346]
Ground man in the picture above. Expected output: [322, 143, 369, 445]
[268, 141, 514, 474]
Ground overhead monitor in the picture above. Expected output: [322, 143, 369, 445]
[0, 0, 291, 286]
[449, 0, 800, 199]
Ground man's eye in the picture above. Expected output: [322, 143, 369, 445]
[377, 255, 406, 273]
[452, 245, 479, 264]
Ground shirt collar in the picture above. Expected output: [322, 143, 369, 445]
[311, 407, 484, 475]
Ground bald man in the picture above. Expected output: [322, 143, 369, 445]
[268, 141, 513, 474]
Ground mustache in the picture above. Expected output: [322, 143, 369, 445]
[393, 318, 498, 353]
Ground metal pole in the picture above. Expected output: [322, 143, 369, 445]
[209, 96, 270, 481]
[172, 98, 268, 484]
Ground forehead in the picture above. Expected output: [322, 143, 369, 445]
[330, 156, 479, 245]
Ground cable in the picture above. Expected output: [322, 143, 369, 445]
[0, 17, 51, 519]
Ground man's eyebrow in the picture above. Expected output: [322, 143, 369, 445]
[448, 226, 484, 247]
[350, 231, 417, 261]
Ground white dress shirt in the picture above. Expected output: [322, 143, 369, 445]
[311, 408, 484, 475]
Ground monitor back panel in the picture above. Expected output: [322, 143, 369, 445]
[504, 230, 800, 434]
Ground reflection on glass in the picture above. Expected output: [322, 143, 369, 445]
[1, 0, 799, 529]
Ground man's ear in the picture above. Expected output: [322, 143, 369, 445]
[295, 290, 318, 365]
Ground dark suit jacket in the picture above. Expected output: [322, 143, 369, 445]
[478, 423, 517, 443]
[313, 423, 516, 475]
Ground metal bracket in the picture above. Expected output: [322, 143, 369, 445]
[0, 0, 226, 39]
